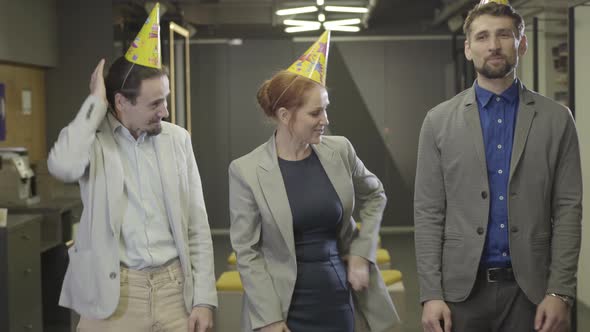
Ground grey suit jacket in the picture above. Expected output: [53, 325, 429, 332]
[48, 95, 218, 319]
[229, 134, 399, 331]
[414, 81, 582, 305]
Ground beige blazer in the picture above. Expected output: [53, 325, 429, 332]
[229, 134, 399, 331]
[414, 81, 582, 305]
[48, 95, 218, 319]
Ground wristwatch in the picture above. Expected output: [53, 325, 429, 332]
[547, 293, 574, 307]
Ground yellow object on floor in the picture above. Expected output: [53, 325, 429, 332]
[380, 269, 403, 285]
[375, 248, 392, 274]
[216, 271, 243, 291]
[227, 252, 237, 265]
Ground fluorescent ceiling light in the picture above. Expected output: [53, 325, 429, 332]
[325, 6, 369, 13]
[323, 24, 361, 32]
[276, 6, 318, 16]
[323, 18, 362, 26]
[283, 20, 322, 27]
[318, 13, 326, 22]
[285, 25, 322, 33]
[317, 0, 325, 5]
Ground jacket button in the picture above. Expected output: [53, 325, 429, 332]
[477, 227, 485, 235]
[510, 226, 519, 233]
[109, 272, 117, 279]
[481, 191, 488, 199]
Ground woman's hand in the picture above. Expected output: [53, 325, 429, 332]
[347, 255, 370, 291]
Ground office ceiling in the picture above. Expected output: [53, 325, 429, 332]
[112, 0, 575, 39]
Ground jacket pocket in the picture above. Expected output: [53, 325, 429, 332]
[66, 247, 96, 305]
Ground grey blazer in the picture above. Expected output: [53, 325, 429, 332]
[229, 134, 399, 331]
[414, 81, 582, 305]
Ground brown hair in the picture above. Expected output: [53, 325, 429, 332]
[256, 70, 321, 118]
[105, 56, 168, 110]
[463, 2, 525, 40]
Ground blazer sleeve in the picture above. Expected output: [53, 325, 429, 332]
[414, 113, 446, 303]
[184, 132, 218, 308]
[47, 95, 107, 182]
[228, 161, 284, 329]
[344, 137, 387, 264]
[547, 109, 582, 299]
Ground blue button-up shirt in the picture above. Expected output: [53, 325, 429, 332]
[475, 80, 519, 268]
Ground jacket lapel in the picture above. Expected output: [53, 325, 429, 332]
[463, 87, 489, 177]
[312, 143, 353, 222]
[257, 135, 295, 255]
[153, 128, 183, 238]
[509, 83, 536, 180]
[96, 117, 124, 236]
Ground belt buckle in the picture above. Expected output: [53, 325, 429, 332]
[486, 267, 502, 283]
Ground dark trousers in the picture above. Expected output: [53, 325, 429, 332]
[447, 276, 536, 332]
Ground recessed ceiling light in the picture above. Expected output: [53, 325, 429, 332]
[276, 6, 319, 16]
[322, 24, 361, 32]
[285, 25, 322, 33]
[323, 18, 362, 27]
[325, 6, 369, 13]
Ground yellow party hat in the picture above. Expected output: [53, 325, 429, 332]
[286, 30, 331, 86]
[124, 3, 161, 68]
[479, 0, 510, 5]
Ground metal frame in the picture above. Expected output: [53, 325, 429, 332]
[169, 22, 192, 134]
[568, 6, 576, 117]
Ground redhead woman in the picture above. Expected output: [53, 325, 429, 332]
[229, 32, 398, 332]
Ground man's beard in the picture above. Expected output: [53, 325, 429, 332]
[146, 120, 162, 136]
[475, 55, 515, 79]
[146, 127, 162, 136]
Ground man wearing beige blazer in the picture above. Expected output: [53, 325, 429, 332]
[48, 57, 217, 332]
[414, 2, 582, 332]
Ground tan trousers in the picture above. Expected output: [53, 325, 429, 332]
[77, 260, 189, 332]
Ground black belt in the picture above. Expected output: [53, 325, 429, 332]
[478, 267, 515, 282]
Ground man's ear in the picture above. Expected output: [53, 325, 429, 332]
[114, 92, 127, 114]
[518, 34, 528, 57]
[464, 38, 473, 61]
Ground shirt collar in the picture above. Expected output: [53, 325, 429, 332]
[107, 112, 123, 133]
[475, 79, 519, 108]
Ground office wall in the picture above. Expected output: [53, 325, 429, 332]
[0, 64, 47, 163]
[45, 0, 114, 151]
[0, 0, 57, 67]
[575, 4, 590, 313]
[190, 37, 454, 229]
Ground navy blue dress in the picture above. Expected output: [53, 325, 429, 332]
[278, 150, 354, 332]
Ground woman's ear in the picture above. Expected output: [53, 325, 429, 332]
[277, 107, 291, 125]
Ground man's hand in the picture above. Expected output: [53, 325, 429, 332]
[188, 306, 213, 332]
[534, 295, 570, 332]
[421, 299, 452, 332]
[90, 58, 107, 104]
[260, 321, 291, 332]
[347, 255, 370, 291]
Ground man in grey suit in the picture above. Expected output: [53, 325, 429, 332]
[414, 2, 582, 332]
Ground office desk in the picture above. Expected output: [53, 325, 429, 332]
[2, 199, 83, 332]
[3, 198, 82, 251]
[0, 214, 43, 332]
